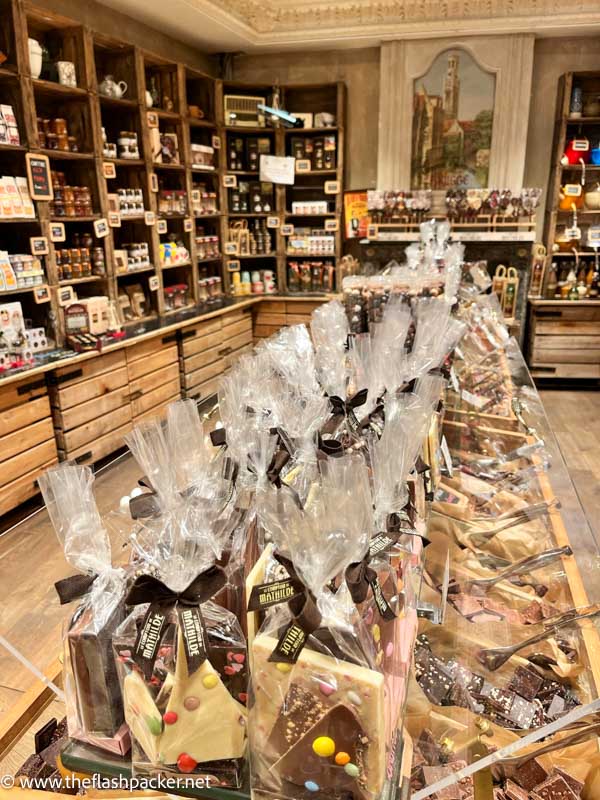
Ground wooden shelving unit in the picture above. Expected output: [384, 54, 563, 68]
[220, 80, 345, 295]
[0, 0, 345, 352]
[532, 70, 600, 379]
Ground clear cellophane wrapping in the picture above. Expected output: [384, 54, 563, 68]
[38, 463, 129, 752]
[113, 400, 247, 785]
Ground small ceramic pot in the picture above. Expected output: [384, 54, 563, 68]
[28, 38, 42, 79]
[585, 189, 600, 210]
[56, 61, 76, 87]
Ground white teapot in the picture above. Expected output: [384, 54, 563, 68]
[99, 75, 128, 99]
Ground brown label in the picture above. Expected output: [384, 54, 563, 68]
[369, 532, 400, 558]
[134, 607, 168, 680]
[268, 621, 307, 663]
[177, 606, 207, 674]
[368, 575, 397, 621]
[248, 578, 304, 611]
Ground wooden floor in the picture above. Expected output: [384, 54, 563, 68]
[0, 389, 598, 771]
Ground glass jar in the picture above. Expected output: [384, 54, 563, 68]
[68, 136, 78, 153]
[57, 132, 69, 151]
[164, 286, 176, 311]
[81, 248, 91, 277]
[174, 283, 189, 308]
[51, 118, 68, 135]
[62, 255, 73, 281]
[71, 259, 82, 279]
[46, 133, 58, 150]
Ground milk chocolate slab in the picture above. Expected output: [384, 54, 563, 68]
[507, 666, 543, 701]
[513, 759, 549, 792]
[272, 704, 370, 800]
[531, 775, 578, 800]
[251, 634, 386, 799]
[555, 768, 584, 797]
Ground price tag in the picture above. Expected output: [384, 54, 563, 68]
[184, 217, 193, 232]
[150, 173, 158, 193]
[57, 286, 75, 307]
[223, 174, 237, 188]
[144, 211, 156, 226]
[49, 222, 65, 242]
[224, 242, 239, 255]
[281, 224, 294, 236]
[573, 139, 590, 152]
[94, 218, 110, 238]
[103, 161, 116, 179]
[324, 218, 339, 232]
[324, 180, 340, 194]
[212, 135, 221, 150]
[148, 275, 159, 291]
[227, 259, 240, 272]
[267, 216, 280, 228]
[33, 285, 51, 304]
[588, 226, 600, 244]
[156, 219, 168, 234]
[295, 159, 311, 173]
[367, 224, 378, 239]
[565, 226, 581, 240]
[25, 153, 53, 200]
[108, 212, 121, 228]
[563, 184, 582, 196]
[29, 236, 48, 256]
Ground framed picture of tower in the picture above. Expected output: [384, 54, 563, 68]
[411, 48, 495, 190]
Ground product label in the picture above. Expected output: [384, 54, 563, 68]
[368, 575, 397, 620]
[369, 532, 401, 558]
[247, 577, 305, 610]
[269, 621, 307, 663]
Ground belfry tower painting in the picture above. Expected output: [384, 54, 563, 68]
[443, 53, 460, 120]
[411, 48, 495, 189]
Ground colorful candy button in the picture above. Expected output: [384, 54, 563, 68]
[344, 763, 360, 778]
[163, 711, 178, 724]
[304, 781, 319, 792]
[372, 624, 381, 643]
[335, 752, 350, 766]
[319, 681, 335, 696]
[202, 674, 218, 689]
[385, 642, 394, 658]
[312, 736, 336, 757]
[145, 715, 162, 735]
[276, 662, 292, 673]
[347, 691, 362, 706]
[184, 696, 200, 711]
[177, 753, 198, 773]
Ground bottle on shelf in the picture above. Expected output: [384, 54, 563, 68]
[545, 261, 558, 298]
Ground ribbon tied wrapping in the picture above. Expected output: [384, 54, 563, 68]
[125, 566, 227, 680]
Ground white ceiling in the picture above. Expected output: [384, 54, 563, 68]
[96, 0, 600, 53]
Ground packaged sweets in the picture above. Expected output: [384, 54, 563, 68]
[113, 402, 247, 785]
[38, 463, 129, 754]
[248, 454, 397, 800]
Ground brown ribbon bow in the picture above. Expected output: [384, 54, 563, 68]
[126, 566, 227, 679]
[345, 550, 397, 621]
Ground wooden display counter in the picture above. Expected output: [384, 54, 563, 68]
[0, 295, 329, 517]
[528, 299, 600, 380]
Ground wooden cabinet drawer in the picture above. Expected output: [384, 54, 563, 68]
[0, 457, 58, 517]
[127, 333, 178, 363]
[186, 377, 220, 403]
[61, 422, 132, 466]
[50, 365, 129, 410]
[130, 362, 180, 396]
[131, 379, 180, 419]
[286, 313, 313, 325]
[56, 404, 132, 452]
[1, 418, 54, 462]
[1, 439, 58, 488]
[0, 376, 47, 412]
[185, 358, 223, 391]
[534, 319, 600, 335]
[254, 324, 283, 339]
[225, 317, 253, 339]
[52, 351, 125, 388]
[127, 344, 179, 381]
[55, 387, 131, 431]
[285, 301, 323, 315]
[184, 344, 223, 374]
[182, 327, 224, 358]
[255, 312, 286, 326]
[259, 301, 285, 314]
[0, 394, 50, 437]
[222, 307, 252, 328]
[224, 343, 253, 371]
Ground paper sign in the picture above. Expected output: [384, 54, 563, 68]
[157, 219, 168, 234]
[149, 275, 159, 291]
[49, 222, 66, 242]
[266, 216, 280, 228]
[26, 153, 53, 200]
[260, 155, 295, 185]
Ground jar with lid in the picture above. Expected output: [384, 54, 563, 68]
[68, 136, 78, 153]
[51, 118, 68, 136]
[174, 283, 189, 308]
[81, 232, 93, 249]
[198, 279, 208, 303]
[57, 132, 69, 151]
[71, 257, 83, 279]
[55, 250, 64, 281]
[81, 248, 91, 277]
[92, 247, 106, 275]
[62, 254, 73, 281]
[163, 286, 176, 311]
[46, 133, 58, 150]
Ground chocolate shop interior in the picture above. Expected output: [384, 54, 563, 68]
[1, 3, 600, 800]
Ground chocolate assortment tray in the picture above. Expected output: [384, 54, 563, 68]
[406, 298, 600, 799]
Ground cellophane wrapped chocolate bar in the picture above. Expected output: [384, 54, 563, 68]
[113, 400, 247, 786]
[38, 464, 129, 754]
[249, 454, 397, 800]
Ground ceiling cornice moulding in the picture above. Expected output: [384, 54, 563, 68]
[192, 0, 600, 48]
